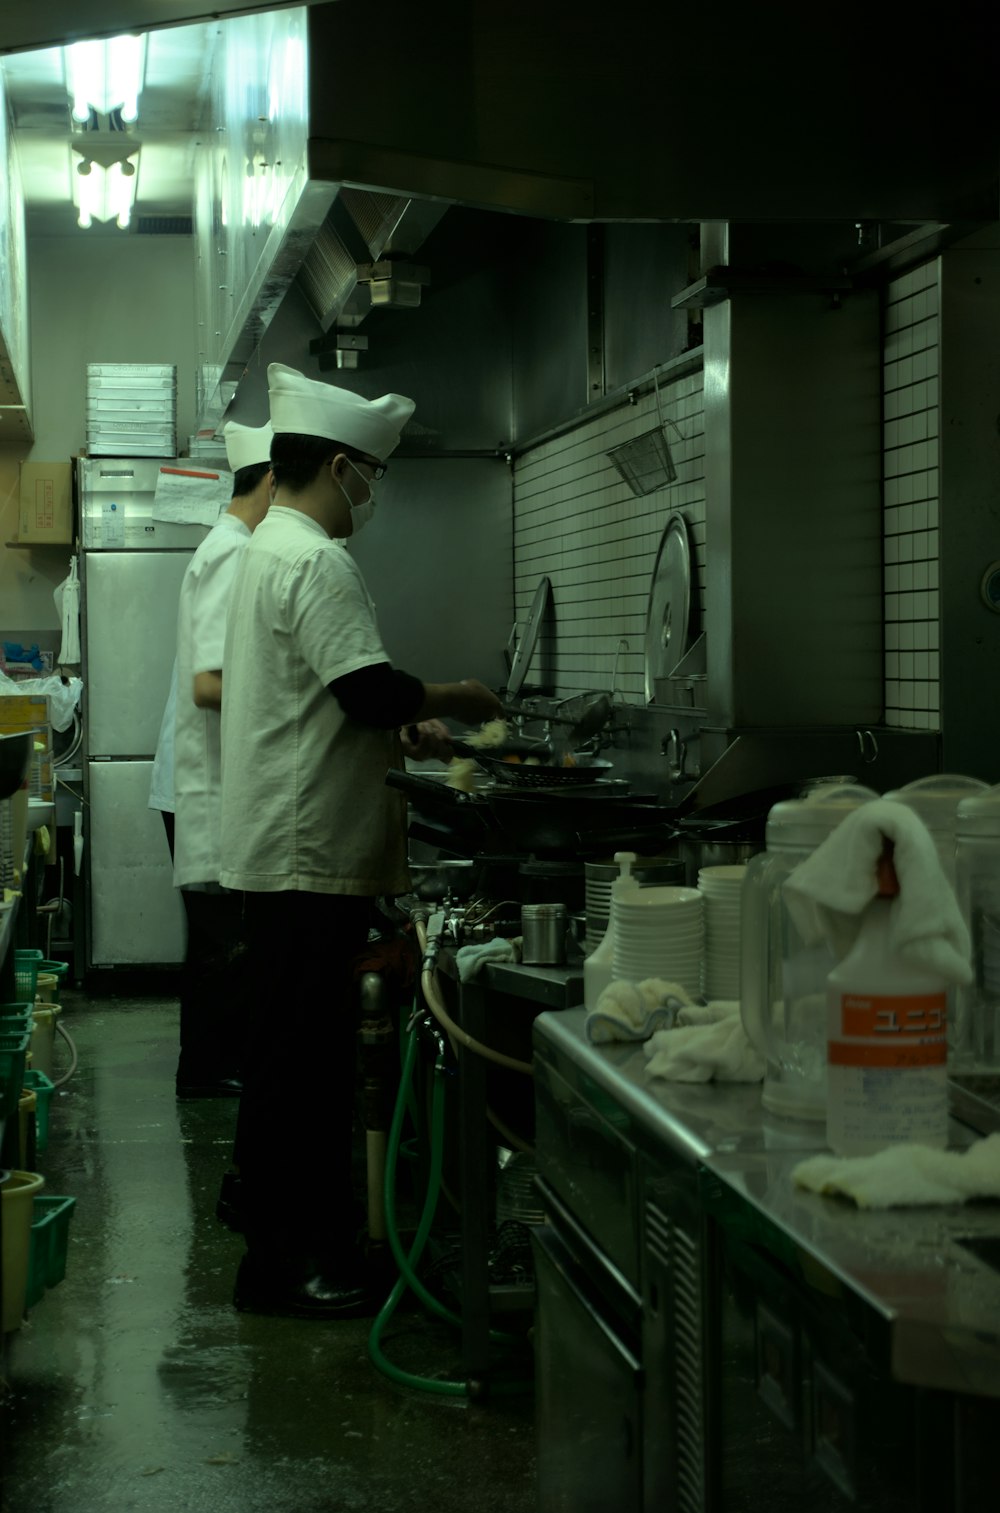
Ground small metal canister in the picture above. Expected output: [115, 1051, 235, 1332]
[521, 902, 568, 965]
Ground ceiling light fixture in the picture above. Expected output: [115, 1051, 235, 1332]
[65, 34, 147, 124]
[71, 146, 140, 230]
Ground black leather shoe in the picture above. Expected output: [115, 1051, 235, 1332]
[232, 1258, 377, 1320]
[176, 1076, 243, 1100]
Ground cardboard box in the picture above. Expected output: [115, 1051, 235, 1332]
[18, 462, 73, 545]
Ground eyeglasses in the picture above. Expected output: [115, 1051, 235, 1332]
[329, 454, 387, 481]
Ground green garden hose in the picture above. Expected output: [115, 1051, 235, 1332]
[367, 1009, 529, 1396]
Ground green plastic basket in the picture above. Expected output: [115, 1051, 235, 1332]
[22, 1069, 54, 1153]
[0, 1029, 31, 1121]
[0, 1002, 34, 1035]
[13, 950, 43, 1001]
[26, 1195, 76, 1308]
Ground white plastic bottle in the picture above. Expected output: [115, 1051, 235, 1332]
[826, 852, 948, 1156]
[584, 852, 638, 1011]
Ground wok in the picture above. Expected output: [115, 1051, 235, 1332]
[388, 771, 796, 866]
[471, 754, 614, 787]
[387, 768, 660, 857]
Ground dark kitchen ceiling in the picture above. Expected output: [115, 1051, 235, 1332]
[0, 2, 305, 55]
[3, 1, 997, 235]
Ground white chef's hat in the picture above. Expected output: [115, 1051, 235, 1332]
[267, 363, 415, 462]
[223, 420, 273, 474]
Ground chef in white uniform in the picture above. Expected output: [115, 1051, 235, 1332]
[218, 363, 501, 1320]
[168, 420, 273, 1097]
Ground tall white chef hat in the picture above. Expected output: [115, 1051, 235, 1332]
[267, 363, 415, 462]
[223, 420, 273, 474]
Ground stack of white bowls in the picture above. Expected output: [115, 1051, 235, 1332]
[697, 864, 746, 1001]
[583, 856, 684, 951]
[611, 885, 704, 998]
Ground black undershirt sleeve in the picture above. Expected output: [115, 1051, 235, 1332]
[327, 661, 425, 729]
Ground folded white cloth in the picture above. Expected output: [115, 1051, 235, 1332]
[783, 799, 972, 986]
[643, 1000, 765, 1083]
[793, 1133, 1000, 1208]
[585, 979, 692, 1044]
[456, 936, 522, 983]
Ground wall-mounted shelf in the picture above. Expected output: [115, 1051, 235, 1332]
[671, 266, 854, 310]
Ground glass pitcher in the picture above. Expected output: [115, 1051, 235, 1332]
[954, 784, 1000, 1072]
[885, 773, 989, 885]
[885, 773, 988, 1062]
[740, 783, 879, 1120]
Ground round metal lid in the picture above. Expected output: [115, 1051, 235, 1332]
[507, 575, 552, 698]
[644, 513, 692, 702]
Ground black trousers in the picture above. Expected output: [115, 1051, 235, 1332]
[234, 889, 373, 1274]
[161, 810, 249, 1084]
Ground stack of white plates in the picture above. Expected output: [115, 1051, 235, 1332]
[698, 864, 747, 1001]
[611, 886, 703, 997]
[584, 857, 684, 951]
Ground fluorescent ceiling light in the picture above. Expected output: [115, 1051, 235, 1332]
[66, 34, 147, 123]
[72, 151, 139, 230]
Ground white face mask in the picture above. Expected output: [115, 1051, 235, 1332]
[338, 458, 376, 536]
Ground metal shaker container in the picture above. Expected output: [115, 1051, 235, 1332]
[521, 902, 568, 965]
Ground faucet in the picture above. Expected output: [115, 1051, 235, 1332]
[663, 728, 689, 782]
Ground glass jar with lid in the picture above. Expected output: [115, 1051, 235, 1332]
[954, 784, 1000, 1071]
[884, 773, 989, 886]
[740, 782, 880, 1120]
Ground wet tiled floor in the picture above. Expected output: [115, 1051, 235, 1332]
[0, 993, 536, 1512]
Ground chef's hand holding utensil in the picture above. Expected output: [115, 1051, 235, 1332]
[429, 678, 503, 725]
[401, 719, 454, 762]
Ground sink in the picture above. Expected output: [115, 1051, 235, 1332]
[27, 799, 54, 831]
[0, 731, 33, 799]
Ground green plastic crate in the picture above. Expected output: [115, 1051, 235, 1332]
[22, 1069, 54, 1153]
[0, 1029, 31, 1121]
[26, 1195, 76, 1308]
[13, 950, 43, 1001]
[0, 1002, 34, 1035]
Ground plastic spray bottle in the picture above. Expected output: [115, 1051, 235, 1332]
[584, 852, 638, 1011]
[826, 842, 948, 1156]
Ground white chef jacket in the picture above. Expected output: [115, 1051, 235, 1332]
[218, 506, 409, 897]
[172, 513, 252, 888]
[148, 659, 178, 813]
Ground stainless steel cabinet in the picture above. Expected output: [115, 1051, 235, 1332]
[87, 761, 183, 966]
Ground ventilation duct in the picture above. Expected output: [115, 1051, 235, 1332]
[297, 187, 447, 367]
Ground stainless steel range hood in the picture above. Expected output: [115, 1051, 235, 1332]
[296, 187, 447, 366]
[305, 1, 997, 225]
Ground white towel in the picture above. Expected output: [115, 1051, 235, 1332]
[585, 979, 692, 1044]
[455, 936, 522, 982]
[643, 1000, 765, 1083]
[782, 799, 972, 986]
[792, 1133, 1000, 1208]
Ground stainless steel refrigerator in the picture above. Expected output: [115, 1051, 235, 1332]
[80, 458, 212, 969]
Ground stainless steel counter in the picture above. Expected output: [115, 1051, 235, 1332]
[534, 1006, 1000, 1399]
[483, 959, 584, 1009]
[535, 1005, 830, 1162]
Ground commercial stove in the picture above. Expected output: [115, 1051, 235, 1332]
[533, 1008, 1000, 1513]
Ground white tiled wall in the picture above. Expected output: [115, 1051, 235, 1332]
[513, 276, 942, 723]
[512, 371, 705, 700]
[883, 264, 940, 730]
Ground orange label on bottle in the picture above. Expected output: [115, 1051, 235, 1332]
[839, 992, 946, 1039]
[829, 1039, 947, 1069]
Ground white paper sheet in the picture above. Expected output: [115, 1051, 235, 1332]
[152, 465, 233, 526]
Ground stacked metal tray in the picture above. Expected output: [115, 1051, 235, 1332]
[86, 363, 177, 457]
